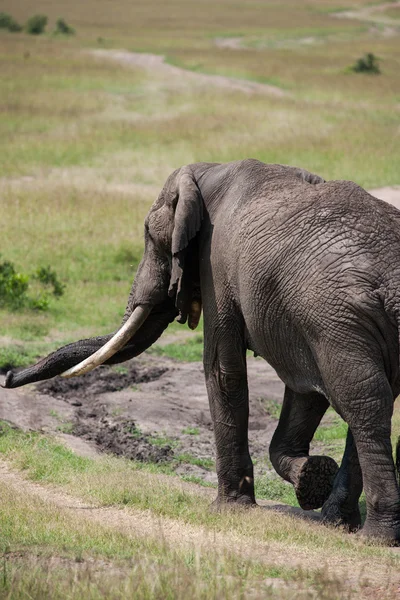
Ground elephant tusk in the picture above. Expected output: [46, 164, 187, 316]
[61, 305, 152, 378]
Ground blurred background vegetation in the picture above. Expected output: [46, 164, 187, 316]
[0, 0, 398, 353]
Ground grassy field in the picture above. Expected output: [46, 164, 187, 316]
[0, 423, 399, 598]
[0, 1, 399, 596]
[0, 0, 399, 348]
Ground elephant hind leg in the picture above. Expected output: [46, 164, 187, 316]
[321, 428, 363, 532]
[330, 372, 400, 543]
[269, 387, 339, 510]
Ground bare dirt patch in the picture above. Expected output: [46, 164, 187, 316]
[0, 353, 284, 483]
[370, 186, 400, 210]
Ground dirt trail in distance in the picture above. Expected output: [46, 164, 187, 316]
[88, 49, 287, 97]
[333, 1, 400, 26]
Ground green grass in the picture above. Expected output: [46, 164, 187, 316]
[149, 335, 204, 362]
[0, 477, 300, 600]
[0, 346, 38, 370]
[0, 0, 398, 344]
[0, 423, 399, 565]
[182, 427, 200, 435]
[314, 412, 348, 442]
[0, 3, 398, 596]
[175, 454, 214, 470]
[0, 554, 298, 600]
[255, 475, 299, 507]
[1, 422, 400, 596]
[258, 397, 282, 420]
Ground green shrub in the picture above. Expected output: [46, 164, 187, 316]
[54, 18, 75, 35]
[25, 14, 47, 35]
[0, 258, 65, 311]
[0, 347, 36, 371]
[34, 266, 65, 298]
[0, 261, 29, 310]
[0, 12, 22, 32]
[351, 53, 381, 74]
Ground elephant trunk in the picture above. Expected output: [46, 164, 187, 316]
[3, 335, 114, 389]
[61, 305, 152, 378]
[2, 299, 178, 389]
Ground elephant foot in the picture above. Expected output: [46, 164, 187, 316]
[321, 497, 361, 532]
[293, 456, 339, 511]
[357, 519, 400, 546]
[210, 494, 257, 511]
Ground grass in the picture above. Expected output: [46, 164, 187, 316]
[182, 427, 200, 435]
[149, 335, 204, 362]
[0, 481, 302, 600]
[0, 0, 398, 345]
[0, 423, 399, 571]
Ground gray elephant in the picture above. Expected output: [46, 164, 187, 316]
[4, 159, 400, 543]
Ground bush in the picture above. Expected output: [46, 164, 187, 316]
[351, 53, 381, 74]
[25, 14, 47, 35]
[34, 266, 65, 298]
[54, 18, 74, 35]
[0, 258, 65, 311]
[0, 261, 29, 310]
[0, 12, 22, 32]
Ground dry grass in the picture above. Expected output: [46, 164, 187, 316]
[0, 427, 399, 568]
[0, 482, 300, 600]
[0, 432, 400, 598]
[0, 24, 396, 340]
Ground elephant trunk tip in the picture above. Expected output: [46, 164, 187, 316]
[1, 371, 14, 389]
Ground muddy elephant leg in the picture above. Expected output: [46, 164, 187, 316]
[203, 318, 255, 506]
[269, 387, 339, 510]
[333, 373, 400, 543]
[321, 428, 363, 531]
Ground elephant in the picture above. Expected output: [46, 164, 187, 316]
[3, 159, 400, 543]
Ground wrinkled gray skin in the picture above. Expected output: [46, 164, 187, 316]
[4, 159, 400, 543]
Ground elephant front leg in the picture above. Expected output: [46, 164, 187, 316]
[321, 428, 363, 531]
[269, 387, 339, 510]
[204, 323, 255, 506]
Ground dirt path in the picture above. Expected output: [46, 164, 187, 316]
[334, 1, 400, 26]
[89, 49, 287, 97]
[1, 460, 399, 597]
[214, 2, 400, 50]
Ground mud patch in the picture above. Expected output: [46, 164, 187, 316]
[36, 361, 175, 464]
[36, 363, 167, 402]
[73, 410, 174, 464]
[0, 353, 284, 482]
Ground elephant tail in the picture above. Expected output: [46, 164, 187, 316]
[396, 436, 400, 486]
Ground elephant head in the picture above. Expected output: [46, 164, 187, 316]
[3, 165, 207, 389]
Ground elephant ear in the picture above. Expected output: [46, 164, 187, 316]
[168, 167, 203, 323]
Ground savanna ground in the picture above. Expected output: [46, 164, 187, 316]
[0, 0, 400, 597]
